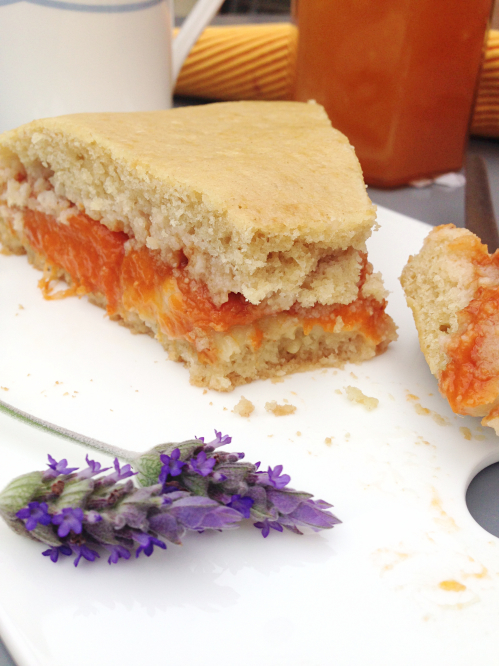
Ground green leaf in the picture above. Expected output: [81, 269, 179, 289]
[54, 478, 95, 510]
[0, 471, 44, 515]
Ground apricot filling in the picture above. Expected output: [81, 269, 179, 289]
[21, 209, 391, 358]
[440, 286, 499, 413]
[439, 243, 499, 414]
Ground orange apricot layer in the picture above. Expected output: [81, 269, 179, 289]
[439, 236, 499, 413]
[22, 208, 391, 351]
[440, 286, 499, 413]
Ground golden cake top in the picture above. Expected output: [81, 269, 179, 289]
[0, 101, 375, 242]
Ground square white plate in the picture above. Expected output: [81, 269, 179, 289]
[1, 207, 498, 666]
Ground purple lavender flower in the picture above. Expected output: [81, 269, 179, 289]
[42, 544, 72, 563]
[16, 502, 51, 531]
[257, 465, 291, 490]
[73, 544, 100, 567]
[108, 458, 137, 482]
[159, 449, 185, 483]
[77, 455, 111, 480]
[134, 533, 167, 558]
[45, 455, 78, 478]
[107, 545, 131, 564]
[209, 430, 232, 447]
[189, 451, 216, 477]
[168, 496, 242, 531]
[254, 519, 284, 538]
[227, 494, 254, 519]
[51, 507, 84, 537]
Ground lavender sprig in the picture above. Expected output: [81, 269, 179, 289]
[0, 431, 340, 566]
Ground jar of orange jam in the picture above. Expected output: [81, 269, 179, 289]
[293, 0, 493, 187]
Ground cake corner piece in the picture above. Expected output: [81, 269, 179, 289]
[400, 223, 499, 433]
[1, 101, 396, 391]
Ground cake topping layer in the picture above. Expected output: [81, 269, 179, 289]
[0, 101, 376, 306]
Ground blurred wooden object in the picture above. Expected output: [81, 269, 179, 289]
[470, 29, 499, 137]
[174, 23, 297, 100]
[174, 24, 499, 139]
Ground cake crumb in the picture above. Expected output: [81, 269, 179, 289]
[223, 407, 228, 411]
[460, 427, 472, 441]
[388, 394, 395, 401]
[345, 432, 351, 440]
[209, 402, 213, 406]
[296, 431, 302, 436]
[265, 401, 297, 416]
[431, 412, 449, 426]
[324, 437, 333, 446]
[415, 436, 432, 447]
[407, 393, 419, 401]
[350, 372, 358, 379]
[271, 376, 284, 384]
[291, 391, 297, 396]
[63, 392, 69, 396]
[203, 389, 208, 395]
[414, 402, 449, 425]
[345, 386, 379, 411]
[233, 396, 255, 417]
[1, 387, 9, 391]
[18, 304, 24, 310]
[335, 389, 342, 395]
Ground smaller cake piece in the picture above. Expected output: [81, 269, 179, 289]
[401, 224, 499, 433]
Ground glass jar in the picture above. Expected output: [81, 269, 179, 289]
[293, 0, 494, 187]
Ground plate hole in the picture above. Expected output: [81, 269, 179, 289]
[466, 463, 499, 537]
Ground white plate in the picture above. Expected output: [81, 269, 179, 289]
[1, 206, 499, 666]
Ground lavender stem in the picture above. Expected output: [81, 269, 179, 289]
[0, 397, 139, 462]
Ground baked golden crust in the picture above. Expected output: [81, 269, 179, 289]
[401, 224, 499, 433]
[0, 101, 375, 307]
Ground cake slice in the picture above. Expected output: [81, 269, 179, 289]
[401, 224, 499, 433]
[0, 101, 396, 390]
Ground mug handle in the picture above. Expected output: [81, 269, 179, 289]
[172, 0, 226, 85]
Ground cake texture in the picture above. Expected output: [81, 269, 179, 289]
[0, 101, 396, 390]
[401, 224, 499, 433]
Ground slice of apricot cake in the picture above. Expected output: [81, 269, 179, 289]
[401, 223, 499, 433]
[0, 101, 396, 390]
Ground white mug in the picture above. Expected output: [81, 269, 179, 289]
[0, 0, 224, 133]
